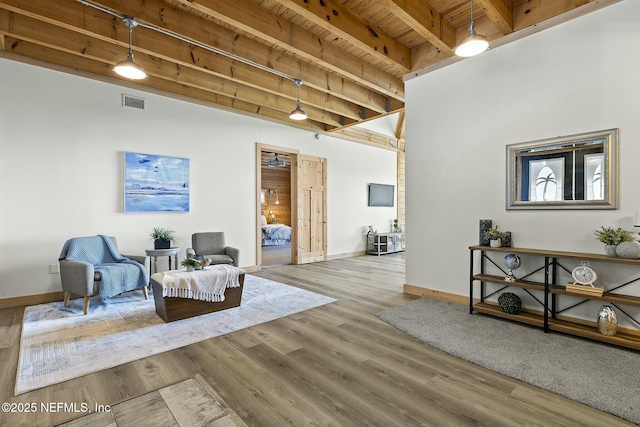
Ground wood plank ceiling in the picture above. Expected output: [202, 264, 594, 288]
[0, 0, 619, 147]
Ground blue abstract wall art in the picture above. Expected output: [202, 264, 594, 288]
[124, 152, 190, 212]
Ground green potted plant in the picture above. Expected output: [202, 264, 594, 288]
[594, 226, 637, 257]
[180, 257, 201, 272]
[484, 226, 506, 248]
[150, 227, 175, 249]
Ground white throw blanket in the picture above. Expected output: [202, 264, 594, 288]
[151, 265, 244, 302]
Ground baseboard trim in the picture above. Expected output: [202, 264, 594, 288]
[328, 251, 366, 260]
[0, 291, 64, 310]
[403, 284, 469, 305]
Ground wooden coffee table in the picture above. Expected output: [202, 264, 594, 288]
[150, 272, 244, 322]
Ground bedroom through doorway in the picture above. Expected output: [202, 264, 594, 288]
[259, 149, 293, 267]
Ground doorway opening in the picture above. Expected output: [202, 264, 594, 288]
[256, 144, 327, 268]
[261, 152, 292, 267]
[257, 145, 297, 268]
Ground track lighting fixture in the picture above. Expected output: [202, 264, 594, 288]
[454, 0, 490, 58]
[289, 80, 308, 121]
[113, 17, 147, 80]
[80, 0, 308, 119]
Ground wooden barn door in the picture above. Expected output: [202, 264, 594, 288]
[296, 155, 327, 264]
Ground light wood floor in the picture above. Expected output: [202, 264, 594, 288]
[57, 376, 246, 427]
[261, 244, 292, 267]
[0, 254, 633, 427]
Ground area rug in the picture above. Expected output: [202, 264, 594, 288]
[377, 297, 639, 425]
[17, 275, 336, 395]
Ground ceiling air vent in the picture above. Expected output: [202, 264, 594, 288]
[122, 94, 146, 111]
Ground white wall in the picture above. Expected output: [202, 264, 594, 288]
[405, 1, 640, 324]
[0, 59, 397, 298]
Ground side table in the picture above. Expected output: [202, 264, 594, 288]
[145, 247, 181, 275]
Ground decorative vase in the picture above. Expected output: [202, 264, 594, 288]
[597, 305, 618, 336]
[501, 231, 512, 248]
[615, 242, 640, 259]
[490, 239, 502, 248]
[479, 220, 492, 246]
[604, 244, 618, 257]
[154, 239, 171, 249]
[186, 265, 194, 272]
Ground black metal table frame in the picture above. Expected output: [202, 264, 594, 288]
[469, 247, 640, 332]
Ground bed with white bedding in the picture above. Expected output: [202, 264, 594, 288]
[262, 223, 292, 246]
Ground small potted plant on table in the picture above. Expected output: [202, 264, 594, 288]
[594, 226, 637, 257]
[181, 258, 202, 272]
[150, 227, 175, 249]
[484, 226, 506, 248]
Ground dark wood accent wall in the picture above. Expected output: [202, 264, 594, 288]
[261, 167, 291, 226]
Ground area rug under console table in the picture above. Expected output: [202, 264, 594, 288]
[469, 245, 640, 351]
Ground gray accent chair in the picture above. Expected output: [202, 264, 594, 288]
[186, 232, 239, 267]
[59, 237, 150, 315]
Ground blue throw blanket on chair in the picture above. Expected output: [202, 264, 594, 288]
[59, 235, 148, 298]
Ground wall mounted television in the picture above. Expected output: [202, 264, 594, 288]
[368, 183, 395, 207]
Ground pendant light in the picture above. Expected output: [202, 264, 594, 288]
[268, 153, 286, 168]
[454, 0, 489, 58]
[114, 17, 147, 80]
[289, 79, 308, 121]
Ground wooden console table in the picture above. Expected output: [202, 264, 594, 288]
[469, 245, 640, 351]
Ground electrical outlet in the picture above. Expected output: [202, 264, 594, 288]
[50, 263, 59, 274]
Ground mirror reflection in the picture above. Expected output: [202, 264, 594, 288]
[506, 129, 618, 210]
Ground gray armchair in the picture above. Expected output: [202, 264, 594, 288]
[186, 232, 239, 267]
[59, 235, 150, 315]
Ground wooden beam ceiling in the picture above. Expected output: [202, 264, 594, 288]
[0, 0, 621, 148]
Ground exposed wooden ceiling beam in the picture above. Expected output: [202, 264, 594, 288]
[329, 126, 401, 151]
[476, 0, 513, 35]
[377, 0, 456, 54]
[512, 0, 590, 31]
[395, 111, 405, 141]
[170, 0, 405, 102]
[272, 0, 411, 74]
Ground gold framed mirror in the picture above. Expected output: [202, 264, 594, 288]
[506, 128, 618, 210]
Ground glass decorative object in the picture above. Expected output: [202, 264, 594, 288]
[597, 305, 618, 336]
